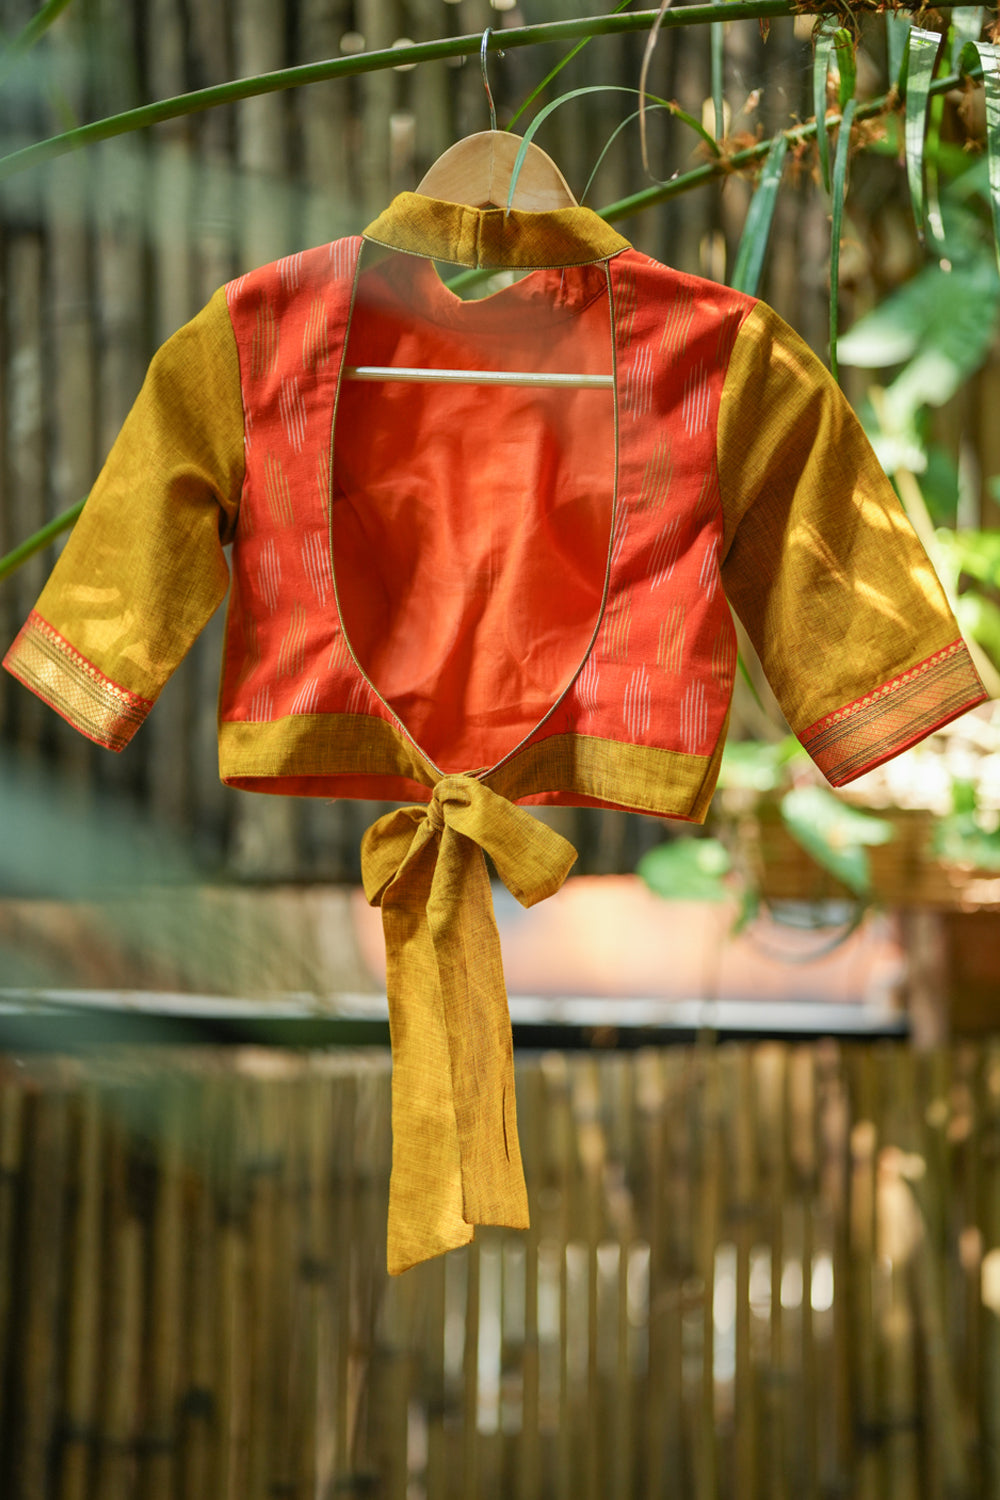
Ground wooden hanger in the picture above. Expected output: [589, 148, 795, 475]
[344, 30, 610, 391]
[415, 129, 577, 213]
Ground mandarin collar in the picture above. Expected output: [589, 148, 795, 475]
[362, 191, 631, 270]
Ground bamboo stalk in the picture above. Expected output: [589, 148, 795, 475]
[180, 1080, 221, 1500]
[0, 1069, 24, 1485]
[731, 1046, 758, 1500]
[848, 1046, 881, 1500]
[5, 227, 47, 755]
[758, 1044, 788, 1500]
[245, 1074, 282, 1500]
[978, 1044, 1000, 1499]
[879, 1049, 920, 1500]
[333, 1071, 359, 1486]
[463, 1240, 482, 1500]
[143, 1080, 185, 1500]
[695, 1047, 720, 1500]
[9, 1079, 70, 1499]
[789, 1048, 819, 1500]
[516, 1060, 542, 1500]
[58, 1086, 103, 1500]
[95, 1100, 146, 1500]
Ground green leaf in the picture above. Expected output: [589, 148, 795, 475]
[717, 736, 803, 792]
[951, 7, 985, 69]
[886, 13, 912, 88]
[0, 0, 75, 90]
[933, 792, 1000, 868]
[833, 28, 857, 111]
[637, 837, 734, 902]
[934, 527, 1000, 589]
[960, 41, 1000, 276]
[903, 27, 944, 243]
[813, 26, 837, 191]
[780, 786, 894, 898]
[581, 99, 722, 203]
[509, 83, 720, 209]
[711, 23, 725, 141]
[730, 131, 788, 296]
[837, 258, 1000, 425]
[921, 443, 962, 525]
[507, 0, 636, 132]
[829, 96, 857, 381]
[954, 590, 1000, 664]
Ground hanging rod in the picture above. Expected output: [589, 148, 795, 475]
[344, 366, 614, 388]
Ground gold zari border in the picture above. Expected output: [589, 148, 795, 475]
[800, 640, 987, 786]
[3, 612, 152, 751]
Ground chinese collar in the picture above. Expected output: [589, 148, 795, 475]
[362, 191, 631, 270]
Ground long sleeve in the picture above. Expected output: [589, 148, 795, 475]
[3, 287, 245, 750]
[718, 301, 988, 787]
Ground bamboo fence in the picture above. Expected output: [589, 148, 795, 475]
[0, 1039, 999, 1499]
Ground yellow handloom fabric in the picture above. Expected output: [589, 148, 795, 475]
[362, 775, 577, 1274]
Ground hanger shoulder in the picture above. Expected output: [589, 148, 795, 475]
[416, 130, 577, 212]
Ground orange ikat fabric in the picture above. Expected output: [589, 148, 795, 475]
[3, 195, 988, 1271]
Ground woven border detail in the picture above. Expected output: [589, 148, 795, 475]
[2, 611, 152, 752]
[800, 640, 987, 787]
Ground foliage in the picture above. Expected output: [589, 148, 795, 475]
[636, 836, 733, 901]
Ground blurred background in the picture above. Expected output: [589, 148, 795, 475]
[2, 0, 1000, 1496]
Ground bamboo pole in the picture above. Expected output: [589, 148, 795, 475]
[848, 1046, 881, 1500]
[978, 1044, 1000, 1500]
[757, 1044, 788, 1500]
[5, 225, 47, 756]
[879, 1049, 920, 1500]
[95, 1098, 146, 1500]
[143, 1080, 185, 1500]
[730, 1045, 759, 1500]
[244, 1071, 282, 1500]
[58, 1085, 103, 1500]
[516, 1060, 543, 1500]
[9, 1077, 69, 1498]
[789, 1047, 820, 1500]
[0, 1068, 24, 1486]
[333, 1071, 359, 1486]
[695, 1046, 720, 1500]
[179, 1078, 221, 1500]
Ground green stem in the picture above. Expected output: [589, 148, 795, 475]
[597, 63, 975, 219]
[0, 0, 968, 183]
[0, 498, 85, 582]
[0, 0, 75, 78]
[507, 0, 638, 130]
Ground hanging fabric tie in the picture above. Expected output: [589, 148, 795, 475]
[361, 774, 578, 1274]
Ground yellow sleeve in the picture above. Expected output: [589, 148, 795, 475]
[2, 287, 244, 751]
[718, 301, 987, 787]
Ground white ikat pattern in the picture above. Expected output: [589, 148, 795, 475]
[680, 681, 709, 753]
[623, 665, 651, 739]
[278, 377, 308, 452]
[301, 530, 332, 606]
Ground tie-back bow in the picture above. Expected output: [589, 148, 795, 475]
[361, 775, 577, 1274]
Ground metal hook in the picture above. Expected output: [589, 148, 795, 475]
[480, 27, 504, 132]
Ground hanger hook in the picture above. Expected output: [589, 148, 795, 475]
[480, 27, 504, 132]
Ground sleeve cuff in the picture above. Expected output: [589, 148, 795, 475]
[2, 611, 153, 752]
[799, 640, 989, 787]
